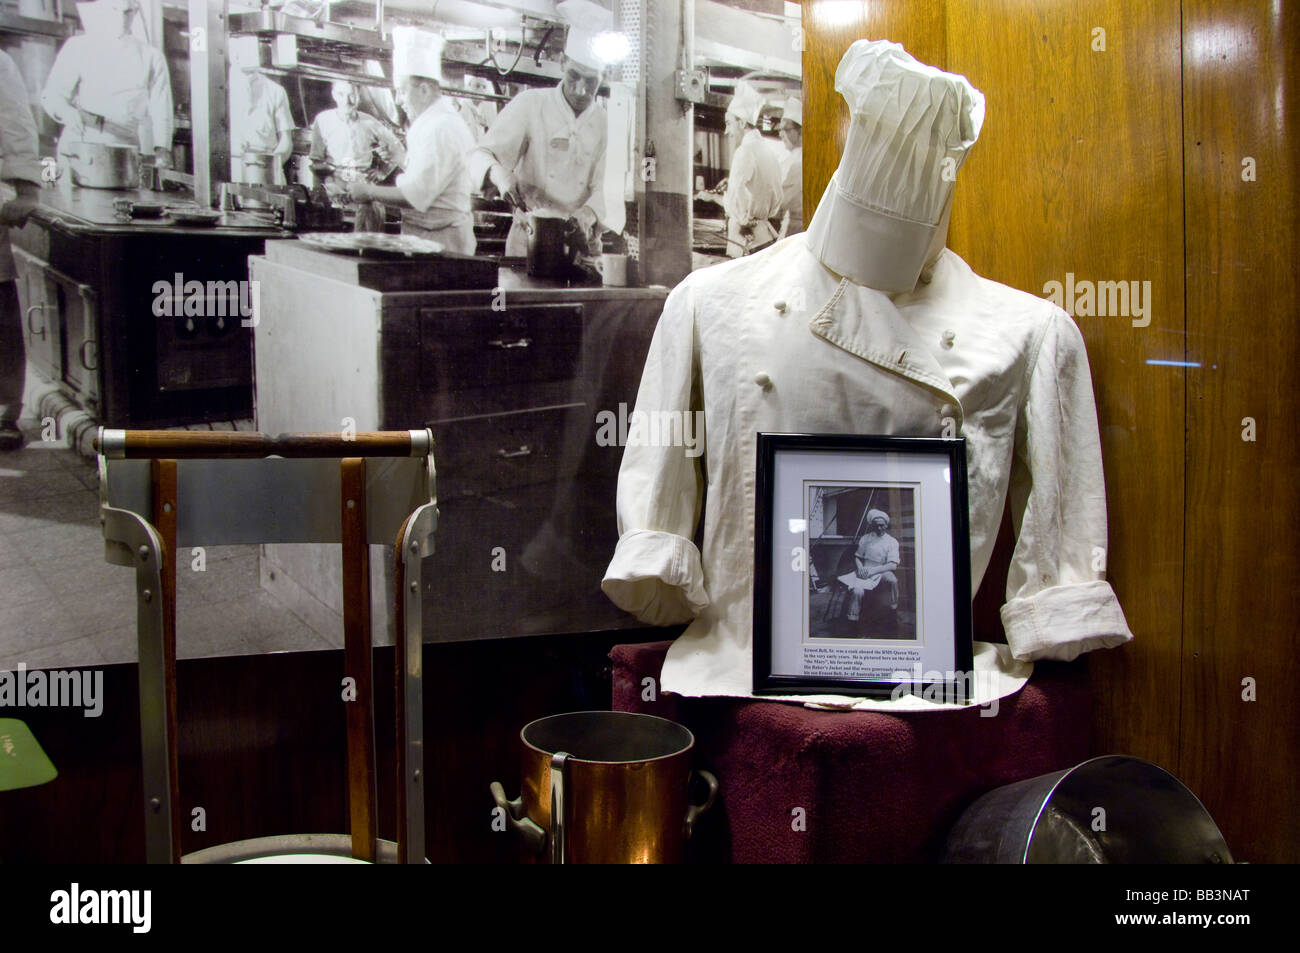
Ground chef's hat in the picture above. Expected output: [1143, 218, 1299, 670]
[393, 25, 446, 84]
[726, 80, 765, 126]
[805, 40, 985, 292]
[866, 508, 890, 527]
[77, 0, 142, 38]
[781, 96, 802, 127]
[558, 0, 620, 72]
[228, 35, 261, 71]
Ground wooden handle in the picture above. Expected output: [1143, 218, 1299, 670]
[98, 429, 428, 459]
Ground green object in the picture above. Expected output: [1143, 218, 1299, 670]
[0, 719, 57, 791]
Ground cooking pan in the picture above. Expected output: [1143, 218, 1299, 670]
[63, 142, 139, 189]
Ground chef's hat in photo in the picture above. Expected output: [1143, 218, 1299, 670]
[805, 39, 985, 293]
[726, 80, 766, 126]
[782, 96, 803, 127]
[393, 25, 446, 84]
[866, 508, 890, 528]
[558, 0, 621, 72]
[227, 35, 261, 71]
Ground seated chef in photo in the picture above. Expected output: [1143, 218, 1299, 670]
[468, 0, 618, 257]
[310, 80, 405, 231]
[345, 27, 476, 254]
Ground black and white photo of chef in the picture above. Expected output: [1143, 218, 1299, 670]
[806, 484, 919, 642]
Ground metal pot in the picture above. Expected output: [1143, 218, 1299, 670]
[63, 141, 139, 189]
[524, 213, 580, 279]
[490, 711, 718, 864]
[942, 755, 1234, 863]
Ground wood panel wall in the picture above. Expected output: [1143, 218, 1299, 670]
[802, 0, 1298, 862]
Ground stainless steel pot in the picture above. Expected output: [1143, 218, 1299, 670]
[942, 755, 1234, 863]
[490, 711, 718, 864]
[524, 213, 580, 279]
[63, 141, 139, 189]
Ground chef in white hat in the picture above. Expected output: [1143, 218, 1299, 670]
[838, 508, 901, 625]
[777, 95, 803, 233]
[697, 80, 784, 256]
[40, 0, 174, 168]
[346, 26, 477, 254]
[468, 0, 621, 256]
[228, 35, 296, 185]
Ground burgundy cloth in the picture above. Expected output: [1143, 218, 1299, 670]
[611, 640, 1090, 863]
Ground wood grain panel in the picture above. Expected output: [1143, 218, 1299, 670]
[943, 0, 1186, 776]
[802, 0, 947, 217]
[1181, 0, 1300, 864]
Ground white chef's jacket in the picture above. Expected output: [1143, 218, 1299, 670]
[230, 74, 295, 185]
[602, 235, 1134, 701]
[0, 50, 43, 283]
[41, 33, 173, 155]
[394, 95, 476, 255]
[779, 145, 803, 233]
[723, 129, 784, 256]
[468, 84, 607, 256]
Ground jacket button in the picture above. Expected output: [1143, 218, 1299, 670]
[939, 404, 956, 417]
[773, 300, 788, 312]
[754, 372, 773, 389]
[941, 329, 956, 348]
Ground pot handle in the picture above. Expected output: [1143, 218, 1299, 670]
[549, 751, 570, 865]
[684, 769, 718, 839]
[489, 781, 547, 855]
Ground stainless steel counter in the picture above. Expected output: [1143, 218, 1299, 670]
[29, 180, 287, 237]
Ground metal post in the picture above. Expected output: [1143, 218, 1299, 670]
[187, 0, 230, 207]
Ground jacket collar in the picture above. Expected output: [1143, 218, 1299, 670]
[804, 244, 961, 407]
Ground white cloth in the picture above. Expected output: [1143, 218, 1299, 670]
[394, 95, 476, 255]
[558, 0, 616, 71]
[229, 74, 294, 185]
[468, 83, 607, 256]
[0, 50, 42, 282]
[779, 144, 802, 233]
[40, 32, 173, 155]
[602, 236, 1134, 707]
[392, 25, 445, 83]
[805, 39, 984, 293]
[723, 128, 783, 256]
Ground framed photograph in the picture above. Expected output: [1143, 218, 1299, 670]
[753, 434, 974, 699]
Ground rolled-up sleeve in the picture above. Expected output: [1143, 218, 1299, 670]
[602, 283, 711, 625]
[1001, 307, 1134, 661]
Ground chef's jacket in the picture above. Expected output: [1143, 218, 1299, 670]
[230, 74, 295, 185]
[41, 33, 173, 155]
[0, 50, 42, 283]
[723, 129, 784, 256]
[468, 84, 607, 256]
[394, 95, 476, 255]
[602, 235, 1134, 701]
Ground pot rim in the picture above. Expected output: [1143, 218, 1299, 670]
[520, 710, 695, 765]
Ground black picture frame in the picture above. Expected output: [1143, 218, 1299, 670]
[753, 433, 974, 699]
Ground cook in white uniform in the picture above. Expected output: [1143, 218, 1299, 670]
[40, 0, 174, 169]
[310, 80, 405, 229]
[603, 41, 1134, 708]
[777, 95, 803, 234]
[0, 50, 44, 451]
[697, 80, 783, 257]
[468, 0, 618, 257]
[228, 36, 295, 186]
[346, 27, 476, 254]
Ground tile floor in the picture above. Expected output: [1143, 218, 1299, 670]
[0, 411, 336, 672]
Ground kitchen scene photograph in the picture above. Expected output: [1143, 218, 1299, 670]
[0, 0, 803, 671]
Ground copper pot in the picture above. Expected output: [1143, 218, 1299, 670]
[491, 711, 717, 864]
